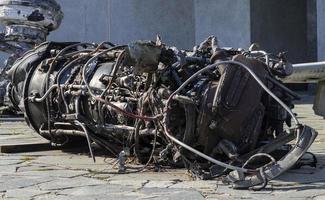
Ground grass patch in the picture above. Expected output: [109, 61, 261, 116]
[21, 156, 36, 162]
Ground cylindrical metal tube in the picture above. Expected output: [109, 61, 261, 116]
[284, 62, 325, 82]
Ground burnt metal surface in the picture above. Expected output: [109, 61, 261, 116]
[6, 35, 318, 190]
[0, 0, 63, 54]
[0, 0, 63, 108]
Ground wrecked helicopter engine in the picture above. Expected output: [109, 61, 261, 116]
[7, 37, 317, 190]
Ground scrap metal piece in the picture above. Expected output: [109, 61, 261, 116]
[0, 0, 63, 51]
[314, 80, 325, 118]
[226, 126, 317, 189]
[0, 0, 63, 30]
[126, 40, 162, 73]
[0, 0, 63, 112]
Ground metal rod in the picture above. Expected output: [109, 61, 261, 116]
[74, 120, 96, 163]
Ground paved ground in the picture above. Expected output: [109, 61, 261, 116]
[0, 94, 325, 200]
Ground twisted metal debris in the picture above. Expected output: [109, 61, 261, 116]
[0, 0, 319, 191]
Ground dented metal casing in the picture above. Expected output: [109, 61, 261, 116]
[0, 0, 63, 106]
[0, 0, 63, 44]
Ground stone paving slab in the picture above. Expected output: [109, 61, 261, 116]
[38, 177, 107, 191]
[4, 187, 50, 199]
[0, 120, 52, 155]
[0, 95, 325, 199]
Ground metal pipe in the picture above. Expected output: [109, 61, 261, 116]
[29, 84, 59, 102]
[293, 61, 325, 68]
[74, 120, 96, 163]
[250, 51, 269, 66]
[39, 129, 85, 137]
[74, 96, 95, 163]
[265, 75, 301, 100]
[285, 61, 325, 82]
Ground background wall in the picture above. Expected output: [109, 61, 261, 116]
[49, 0, 110, 43]
[51, 0, 195, 50]
[51, 0, 249, 50]
[317, 0, 325, 61]
[0, 0, 323, 66]
[194, 0, 251, 48]
[250, 0, 310, 63]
